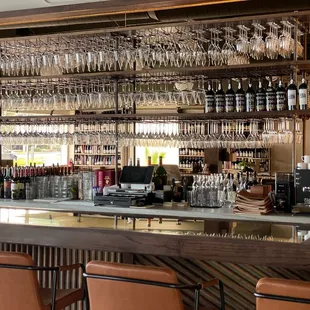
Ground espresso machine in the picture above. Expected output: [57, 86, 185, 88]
[275, 172, 295, 213]
[295, 169, 310, 206]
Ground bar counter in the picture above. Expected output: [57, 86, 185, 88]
[0, 199, 309, 226]
[1, 201, 310, 310]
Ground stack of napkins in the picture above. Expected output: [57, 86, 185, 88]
[233, 190, 273, 215]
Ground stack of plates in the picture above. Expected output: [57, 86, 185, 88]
[233, 190, 273, 215]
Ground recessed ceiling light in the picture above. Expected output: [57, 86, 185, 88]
[45, 0, 111, 4]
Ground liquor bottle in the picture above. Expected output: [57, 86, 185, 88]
[215, 81, 225, 113]
[225, 81, 235, 113]
[25, 166, 32, 200]
[11, 166, 20, 200]
[136, 158, 140, 167]
[246, 80, 255, 112]
[287, 77, 297, 110]
[148, 156, 152, 166]
[19, 167, 25, 199]
[0, 168, 4, 199]
[266, 80, 277, 111]
[235, 80, 245, 112]
[256, 80, 266, 112]
[299, 75, 308, 110]
[154, 156, 167, 191]
[4, 166, 11, 199]
[276, 80, 287, 111]
[205, 81, 215, 113]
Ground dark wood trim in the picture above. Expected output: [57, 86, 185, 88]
[0, 222, 310, 268]
[0, 0, 244, 27]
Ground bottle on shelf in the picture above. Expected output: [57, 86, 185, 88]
[287, 76, 297, 111]
[148, 156, 152, 166]
[246, 79, 255, 112]
[205, 81, 215, 113]
[136, 158, 140, 167]
[0, 168, 4, 199]
[276, 80, 287, 111]
[225, 80, 235, 113]
[4, 166, 11, 199]
[215, 81, 225, 113]
[154, 156, 167, 191]
[266, 80, 277, 111]
[235, 80, 246, 112]
[299, 74, 308, 110]
[256, 79, 266, 112]
[11, 166, 20, 200]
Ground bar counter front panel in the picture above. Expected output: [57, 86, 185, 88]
[1, 202, 310, 310]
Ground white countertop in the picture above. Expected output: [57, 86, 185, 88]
[0, 199, 308, 226]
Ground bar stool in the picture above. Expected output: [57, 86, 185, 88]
[0, 251, 87, 310]
[255, 278, 310, 309]
[84, 261, 225, 310]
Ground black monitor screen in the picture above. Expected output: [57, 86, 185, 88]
[120, 166, 154, 184]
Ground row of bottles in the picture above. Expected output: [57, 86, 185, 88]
[0, 164, 74, 200]
[74, 145, 117, 155]
[74, 155, 120, 166]
[179, 158, 203, 173]
[235, 149, 269, 158]
[205, 77, 308, 113]
[189, 172, 259, 207]
[179, 148, 204, 156]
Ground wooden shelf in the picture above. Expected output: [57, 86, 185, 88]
[74, 153, 118, 156]
[236, 157, 270, 160]
[179, 155, 204, 158]
[74, 165, 120, 168]
[179, 167, 193, 170]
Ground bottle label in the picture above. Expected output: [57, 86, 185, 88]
[215, 95, 225, 113]
[205, 96, 215, 113]
[11, 182, 19, 191]
[235, 94, 245, 112]
[246, 93, 255, 112]
[276, 91, 286, 111]
[256, 93, 266, 111]
[225, 94, 235, 112]
[288, 89, 297, 110]
[299, 89, 308, 109]
[266, 93, 276, 111]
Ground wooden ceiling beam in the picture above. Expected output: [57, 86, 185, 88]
[0, 0, 247, 27]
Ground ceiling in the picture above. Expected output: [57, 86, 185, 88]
[0, 0, 110, 12]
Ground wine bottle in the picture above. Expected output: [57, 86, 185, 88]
[246, 80, 255, 112]
[287, 77, 297, 110]
[215, 81, 225, 113]
[299, 76, 308, 110]
[0, 168, 4, 199]
[11, 166, 20, 200]
[154, 156, 167, 191]
[25, 167, 32, 200]
[3, 166, 11, 199]
[276, 80, 287, 111]
[205, 81, 215, 113]
[256, 80, 266, 112]
[225, 80, 235, 113]
[136, 158, 140, 167]
[235, 80, 246, 112]
[266, 80, 277, 111]
[19, 167, 25, 199]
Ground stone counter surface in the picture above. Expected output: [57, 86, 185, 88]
[0, 199, 309, 226]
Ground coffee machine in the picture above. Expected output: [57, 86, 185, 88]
[275, 172, 295, 213]
[295, 169, 310, 206]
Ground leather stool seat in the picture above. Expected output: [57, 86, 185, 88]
[85, 261, 225, 310]
[256, 278, 310, 310]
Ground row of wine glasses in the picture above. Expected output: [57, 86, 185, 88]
[0, 77, 208, 110]
[0, 20, 304, 77]
[0, 118, 301, 146]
